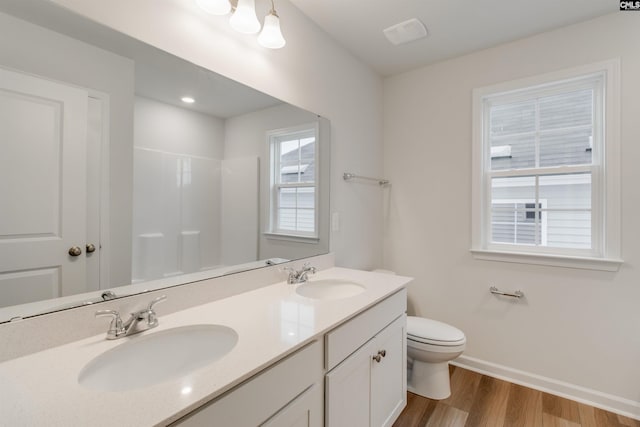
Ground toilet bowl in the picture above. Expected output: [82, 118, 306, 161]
[407, 316, 466, 400]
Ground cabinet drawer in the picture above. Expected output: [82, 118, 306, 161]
[325, 289, 406, 370]
[173, 340, 323, 426]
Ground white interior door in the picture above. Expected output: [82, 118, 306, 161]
[0, 68, 88, 308]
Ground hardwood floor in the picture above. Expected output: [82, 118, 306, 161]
[393, 366, 639, 427]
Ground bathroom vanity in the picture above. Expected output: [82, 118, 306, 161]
[0, 268, 410, 426]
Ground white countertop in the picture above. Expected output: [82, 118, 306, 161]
[0, 267, 411, 427]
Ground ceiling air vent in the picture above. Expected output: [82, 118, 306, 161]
[383, 18, 428, 46]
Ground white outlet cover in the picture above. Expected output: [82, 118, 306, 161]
[331, 212, 340, 232]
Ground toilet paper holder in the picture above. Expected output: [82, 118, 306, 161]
[490, 286, 524, 298]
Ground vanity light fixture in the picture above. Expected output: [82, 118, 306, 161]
[196, 0, 286, 49]
[229, 0, 261, 34]
[257, 1, 286, 49]
[181, 96, 196, 104]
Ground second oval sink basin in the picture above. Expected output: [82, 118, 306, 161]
[78, 324, 238, 392]
[296, 279, 366, 300]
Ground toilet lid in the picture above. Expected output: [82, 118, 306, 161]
[407, 316, 465, 345]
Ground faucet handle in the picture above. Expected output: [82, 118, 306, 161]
[95, 309, 125, 339]
[147, 295, 167, 312]
[146, 295, 167, 328]
[302, 262, 316, 275]
[282, 266, 300, 284]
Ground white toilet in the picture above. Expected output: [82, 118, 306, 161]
[406, 316, 466, 400]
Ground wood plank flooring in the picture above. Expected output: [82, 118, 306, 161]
[393, 366, 639, 427]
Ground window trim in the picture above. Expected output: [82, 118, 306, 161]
[471, 59, 622, 271]
[266, 122, 320, 240]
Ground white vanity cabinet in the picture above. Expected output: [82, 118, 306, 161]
[171, 289, 407, 427]
[325, 289, 407, 427]
[172, 340, 324, 427]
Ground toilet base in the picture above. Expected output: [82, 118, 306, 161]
[407, 359, 452, 400]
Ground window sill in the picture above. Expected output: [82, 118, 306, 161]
[263, 232, 319, 244]
[470, 249, 623, 272]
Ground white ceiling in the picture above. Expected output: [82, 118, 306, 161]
[289, 0, 616, 76]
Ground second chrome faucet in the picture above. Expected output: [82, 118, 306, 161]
[95, 295, 167, 340]
[284, 262, 316, 284]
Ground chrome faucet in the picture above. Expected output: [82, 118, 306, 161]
[96, 295, 167, 340]
[284, 262, 316, 284]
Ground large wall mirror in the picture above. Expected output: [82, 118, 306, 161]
[0, 0, 331, 323]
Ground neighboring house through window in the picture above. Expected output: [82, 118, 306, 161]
[267, 124, 319, 239]
[471, 60, 621, 270]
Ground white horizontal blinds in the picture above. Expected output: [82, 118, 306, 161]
[278, 187, 315, 233]
[274, 130, 317, 235]
[486, 74, 601, 252]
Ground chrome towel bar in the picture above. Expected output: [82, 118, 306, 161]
[490, 286, 524, 298]
[343, 172, 390, 186]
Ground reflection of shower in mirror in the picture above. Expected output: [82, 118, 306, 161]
[132, 146, 258, 283]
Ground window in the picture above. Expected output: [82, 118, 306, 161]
[267, 124, 319, 239]
[492, 199, 548, 246]
[471, 61, 621, 270]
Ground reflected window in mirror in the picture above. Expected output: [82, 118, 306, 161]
[268, 124, 319, 239]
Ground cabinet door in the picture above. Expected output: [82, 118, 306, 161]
[262, 384, 323, 427]
[370, 315, 407, 427]
[325, 338, 376, 427]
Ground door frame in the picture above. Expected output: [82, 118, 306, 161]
[87, 89, 110, 290]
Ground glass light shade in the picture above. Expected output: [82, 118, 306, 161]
[258, 13, 286, 49]
[195, 0, 231, 15]
[229, 0, 261, 34]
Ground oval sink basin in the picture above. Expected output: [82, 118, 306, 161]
[296, 279, 366, 300]
[78, 324, 238, 392]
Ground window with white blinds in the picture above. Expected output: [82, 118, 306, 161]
[268, 125, 318, 238]
[471, 61, 621, 269]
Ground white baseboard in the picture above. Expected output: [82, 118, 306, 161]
[451, 355, 640, 421]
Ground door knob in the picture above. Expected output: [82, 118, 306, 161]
[86, 243, 96, 253]
[68, 246, 82, 257]
[373, 354, 382, 363]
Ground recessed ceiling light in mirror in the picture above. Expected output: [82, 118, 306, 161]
[181, 97, 195, 104]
